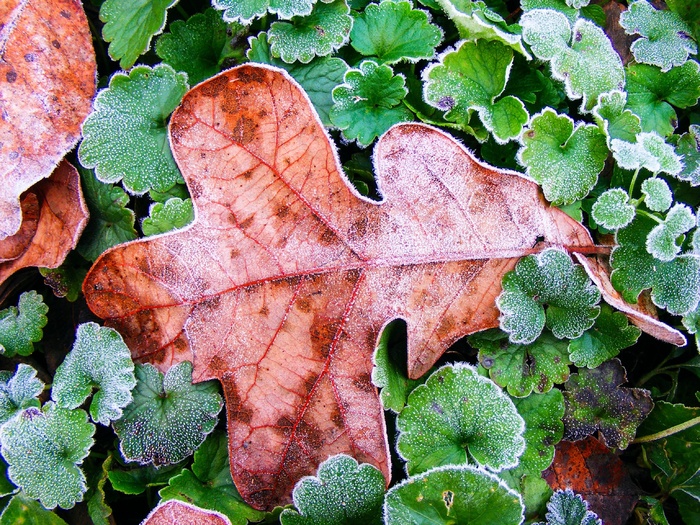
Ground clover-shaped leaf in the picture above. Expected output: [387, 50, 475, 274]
[592, 90, 641, 145]
[279, 454, 385, 525]
[611, 132, 682, 175]
[517, 109, 608, 205]
[330, 60, 412, 146]
[397, 364, 525, 475]
[520, 9, 625, 113]
[646, 203, 696, 261]
[267, 0, 353, 64]
[0, 364, 43, 427]
[384, 465, 525, 525]
[113, 361, 223, 466]
[0, 492, 71, 525]
[350, 1, 442, 64]
[0, 291, 48, 358]
[641, 177, 673, 212]
[562, 358, 653, 449]
[534, 489, 602, 525]
[471, 330, 571, 397]
[675, 124, 700, 185]
[497, 249, 601, 344]
[160, 430, 265, 525]
[0, 402, 95, 509]
[213, 0, 315, 23]
[52, 323, 136, 426]
[620, 0, 697, 72]
[423, 40, 528, 143]
[591, 188, 635, 230]
[78, 64, 188, 195]
[142, 198, 194, 237]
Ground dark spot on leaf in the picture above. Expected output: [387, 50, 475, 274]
[24, 53, 37, 62]
[353, 373, 375, 393]
[319, 228, 336, 245]
[436, 315, 455, 339]
[431, 401, 443, 414]
[241, 169, 253, 180]
[442, 490, 454, 508]
[189, 180, 203, 198]
[315, 25, 326, 37]
[200, 75, 229, 97]
[259, 305, 269, 316]
[202, 295, 221, 310]
[237, 67, 266, 84]
[527, 130, 536, 138]
[310, 319, 340, 358]
[275, 204, 290, 218]
[352, 217, 368, 238]
[233, 116, 257, 145]
[437, 96, 455, 111]
[60, 10, 71, 18]
[303, 373, 319, 395]
[8, 151, 18, 160]
[51, 40, 61, 49]
[296, 298, 312, 313]
[239, 215, 254, 229]
[482, 357, 494, 368]
[575, 31, 582, 42]
[6, 71, 17, 83]
[227, 388, 253, 424]
[276, 416, 293, 428]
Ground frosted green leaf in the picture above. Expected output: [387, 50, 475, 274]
[160, 430, 265, 525]
[384, 465, 524, 525]
[397, 364, 525, 474]
[517, 109, 608, 205]
[150, 183, 190, 203]
[78, 65, 188, 195]
[156, 9, 247, 86]
[423, 40, 528, 143]
[499, 470, 552, 522]
[85, 455, 112, 525]
[142, 198, 194, 237]
[522, 0, 577, 24]
[113, 361, 223, 466]
[470, 329, 571, 397]
[0, 291, 48, 358]
[213, 0, 314, 24]
[591, 188, 635, 230]
[534, 489, 601, 525]
[566, 0, 589, 8]
[497, 249, 601, 344]
[520, 9, 625, 113]
[592, 90, 641, 145]
[646, 203, 696, 261]
[667, 0, 700, 42]
[567, 304, 641, 368]
[641, 177, 673, 212]
[675, 124, 700, 185]
[279, 454, 384, 525]
[609, 133, 682, 175]
[330, 60, 413, 146]
[0, 492, 69, 525]
[108, 457, 185, 495]
[39, 256, 89, 303]
[620, 0, 697, 72]
[247, 33, 348, 127]
[0, 403, 95, 509]
[0, 364, 43, 426]
[52, 323, 136, 426]
[626, 61, 700, 136]
[350, 1, 442, 64]
[562, 359, 653, 449]
[100, 0, 179, 69]
[268, 0, 353, 64]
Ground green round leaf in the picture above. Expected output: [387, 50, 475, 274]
[0, 364, 43, 426]
[142, 198, 194, 237]
[646, 203, 696, 261]
[0, 291, 48, 358]
[675, 124, 700, 186]
[540, 489, 602, 525]
[591, 188, 635, 230]
[592, 90, 641, 145]
[214, 0, 315, 23]
[0, 491, 70, 525]
[641, 177, 673, 212]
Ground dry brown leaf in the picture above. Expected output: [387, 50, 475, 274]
[141, 500, 231, 525]
[0, 0, 95, 240]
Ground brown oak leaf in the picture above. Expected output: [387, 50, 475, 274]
[0, 0, 95, 240]
[141, 500, 232, 525]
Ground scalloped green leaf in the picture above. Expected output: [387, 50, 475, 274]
[384, 465, 524, 525]
[397, 364, 525, 475]
[591, 188, 635, 230]
[499, 469, 552, 522]
[0, 403, 95, 509]
[267, 0, 353, 64]
[517, 109, 608, 205]
[423, 39, 528, 143]
[0, 291, 48, 358]
[675, 124, 700, 185]
[279, 454, 384, 525]
[0, 491, 69, 525]
[100, 0, 179, 69]
[611, 132, 682, 175]
[39, 254, 89, 303]
[641, 177, 673, 212]
[142, 198, 194, 237]
[213, 0, 315, 24]
[497, 249, 601, 344]
[562, 358, 653, 449]
[52, 323, 135, 426]
[471, 330, 571, 397]
[620, 0, 697, 72]
[592, 90, 641, 145]
[78, 65, 188, 195]
[350, 1, 442, 64]
[85, 455, 113, 525]
[159, 430, 265, 525]
[113, 361, 222, 466]
[0, 364, 43, 426]
[107, 455, 185, 495]
[330, 60, 412, 146]
[646, 203, 696, 261]
[535, 489, 602, 525]
[520, 9, 625, 113]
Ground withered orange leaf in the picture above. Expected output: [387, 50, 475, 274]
[0, 160, 89, 286]
[142, 500, 232, 525]
[84, 64, 618, 509]
[0, 0, 95, 240]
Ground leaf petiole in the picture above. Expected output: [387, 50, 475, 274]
[636, 209, 664, 224]
[633, 415, 700, 443]
[401, 100, 463, 130]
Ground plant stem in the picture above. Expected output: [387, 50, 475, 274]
[636, 209, 663, 224]
[629, 168, 641, 197]
[633, 415, 700, 443]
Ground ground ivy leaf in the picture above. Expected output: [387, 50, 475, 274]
[113, 361, 223, 466]
[0, 364, 43, 426]
[384, 465, 525, 525]
[279, 454, 385, 525]
[52, 323, 136, 426]
[646, 203, 696, 261]
[471, 329, 571, 397]
[397, 364, 525, 474]
[591, 188, 635, 230]
[156, 9, 246, 86]
[676, 124, 700, 185]
[520, 9, 625, 113]
[0, 491, 69, 525]
[39, 256, 89, 303]
[497, 249, 601, 344]
[620, 0, 697, 72]
[214, 0, 314, 23]
[423, 40, 528, 143]
[0, 403, 95, 509]
[535, 488, 602, 525]
[567, 304, 641, 368]
[517, 109, 608, 205]
[142, 198, 194, 237]
[641, 177, 673, 212]
[562, 358, 653, 449]
[609, 133, 682, 175]
[592, 90, 641, 145]
[267, 0, 353, 64]
[0, 291, 48, 358]
[330, 60, 412, 146]
[100, 0, 179, 69]
[160, 430, 265, 525]
[626, 61, 700, 136]
[78, 64, 188, 195]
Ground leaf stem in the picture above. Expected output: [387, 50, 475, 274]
[636, 209, 663, 224]
[633, 415, 700, 443]
[402, 101, 464, 131]
[628, 168, 641, 197]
